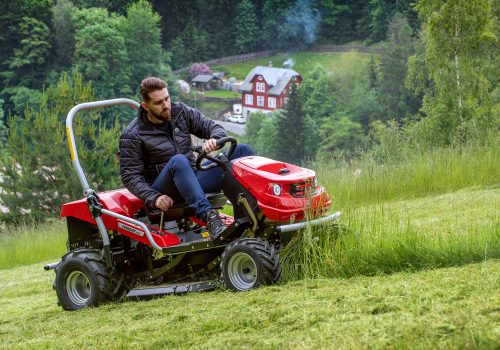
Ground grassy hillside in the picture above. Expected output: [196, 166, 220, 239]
[0, 260, 498, 349]
[0, 142, 498, 348]
[212, 51, 371, 79]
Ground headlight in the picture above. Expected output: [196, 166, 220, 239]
[272, 184, 281, 196]
[313, 177, 319, 187]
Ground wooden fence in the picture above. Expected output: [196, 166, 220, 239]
[174, 50, 276, 74]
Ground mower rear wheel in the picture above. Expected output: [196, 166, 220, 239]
[55, 250, 115, 311]
[221, 238, 281, 291]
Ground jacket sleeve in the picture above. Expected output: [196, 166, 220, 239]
[119, 130, 162, 209]
[182, 102, 227, 140]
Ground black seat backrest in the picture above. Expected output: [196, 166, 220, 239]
[144, 192, 228, 223]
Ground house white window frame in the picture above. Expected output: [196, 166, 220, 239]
[257, 96, 265, 107]
[268, 97, 276, 108]
[256, 82, 265, 92]
[245, 94, 254, 105]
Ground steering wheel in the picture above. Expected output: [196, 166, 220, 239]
[194, 136, 238, 171]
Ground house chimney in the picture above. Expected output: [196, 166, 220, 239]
[269, 61, 273, 67]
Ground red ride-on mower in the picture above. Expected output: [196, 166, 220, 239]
[45, 99, 341, 311]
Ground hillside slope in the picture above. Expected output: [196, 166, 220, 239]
[212, 51, 370, 79]
[0, 259, 498, 349]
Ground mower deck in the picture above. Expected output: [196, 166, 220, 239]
[126, 280, 216, 301]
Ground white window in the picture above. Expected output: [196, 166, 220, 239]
[256, 82, 265, 92]
[245, 94, 253, 105]
[257, 96, 264, 107]
[268, 97, 276, 108]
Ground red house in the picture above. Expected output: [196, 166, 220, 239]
[241, 66, 302, 118]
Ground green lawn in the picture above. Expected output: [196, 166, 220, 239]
[0, 260, 498, 349]
[201, 90, 241, 99]
[212, 51, 371, 79]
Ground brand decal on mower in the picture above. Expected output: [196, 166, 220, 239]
[118, 222, 145, 237]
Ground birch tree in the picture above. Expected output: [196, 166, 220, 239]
[414, 0, 498, 144]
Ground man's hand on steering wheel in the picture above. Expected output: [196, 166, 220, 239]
[195, 136, 238, 171]
[202, 138, 218, 154]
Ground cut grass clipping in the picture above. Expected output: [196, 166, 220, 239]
[0, 260, 498, 348]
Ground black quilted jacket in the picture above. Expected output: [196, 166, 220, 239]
[119, 101, 227, 208]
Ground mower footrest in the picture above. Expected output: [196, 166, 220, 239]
[161, 237, 217, 254]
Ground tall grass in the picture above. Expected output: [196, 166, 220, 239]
[281, 202, 499, 280]
[282, 142, 500, 280]
[316, 142, 500, 208]
[0, 220, 66, 270]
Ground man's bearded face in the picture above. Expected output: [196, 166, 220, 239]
[144, 88, 171, 122]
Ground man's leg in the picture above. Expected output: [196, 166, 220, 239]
[151, 154, 212, 215]
[151, 154, 226, 238]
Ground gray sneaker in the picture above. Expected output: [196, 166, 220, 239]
[205, 209, 227, 239]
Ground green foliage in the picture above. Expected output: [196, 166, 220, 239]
[255, 113, 280, 159]
[376, 13, 421, 122]
[9, 86, 41, 116]
[303, 61, 378, 134]
[301, 64, 332, 124]
[260, 0, 289, 49]
[0, 0, 53, 87]
[275, 83, 318, 164]
[169, 20, 210, 69]
[318, 0, 359, 43]
[6, 16, 51, 87]
[0, 0, 417, 114]
[118, 1, 171, 86]
[73, 8, 131, 97]
[412, 0, 499, 145]
[241, 110, 266, 148]
[235, 0, 260, 52]
[0, 73, 122, 224]
[51, 0, 76, 68]
[317, 114, 366, 159]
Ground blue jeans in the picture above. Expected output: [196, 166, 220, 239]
[151, 144, 255, 216]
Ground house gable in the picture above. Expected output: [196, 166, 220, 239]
[241, 66, 302, 115]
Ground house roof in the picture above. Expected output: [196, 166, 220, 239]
[192, 74, 221, 83]
[240, 66, 301, 96]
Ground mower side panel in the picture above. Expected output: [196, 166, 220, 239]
[116, 220, 181, 247]
[60, 188, 144, 230]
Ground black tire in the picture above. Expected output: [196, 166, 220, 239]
[55, 250, 116, 311]
[221, 238, 281, 291]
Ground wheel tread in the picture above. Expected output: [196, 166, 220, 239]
[221, 237, 281, 291]
[55, 249, 122, 310]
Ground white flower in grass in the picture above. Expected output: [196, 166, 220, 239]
[354, 169, 362, 177]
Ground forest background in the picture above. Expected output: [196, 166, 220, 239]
[0, 0, 497, 223]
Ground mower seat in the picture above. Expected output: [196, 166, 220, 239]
[144, 192, 228, 223]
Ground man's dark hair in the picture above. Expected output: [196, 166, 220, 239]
[140, 77, 168, 102]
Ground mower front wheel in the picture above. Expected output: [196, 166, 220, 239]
[55, 250, 115, 311]
[221, 238, 281, 291]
